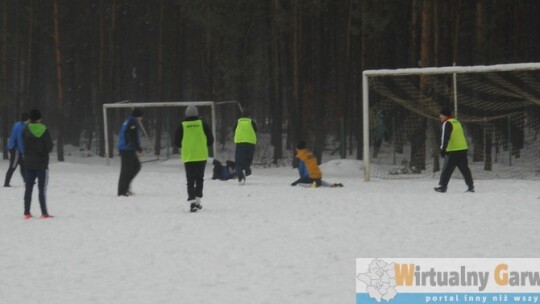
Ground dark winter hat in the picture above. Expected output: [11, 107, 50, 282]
[296, 140, 307, 150]
[21, 112, 30, 121]
[439, 107, 452, 117]
[29, 109, 41, 121]
[132, 108, 143, 118]
[185, 105, 198, 117]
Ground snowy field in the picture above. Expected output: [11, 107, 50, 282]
[1, 156, 539, 304]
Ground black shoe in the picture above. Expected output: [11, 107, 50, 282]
[465, 187, 475, 193]
[434, 187, 447, 193]
[190, 203, 198, 213]
[4, 185, 10, 187]
[245, 168, 252, 177]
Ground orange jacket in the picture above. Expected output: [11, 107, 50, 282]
[296, 149, 322, 179]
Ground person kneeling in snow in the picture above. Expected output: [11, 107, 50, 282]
[211, 159, 237, 181]
[291, 141, 343, 188]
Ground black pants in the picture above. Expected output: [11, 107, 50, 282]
[4, 149, 25, 186]
[24, 169, 48, 215]
[118, 150, 141, 196]
[235, 143, 255, 181]
[291, 176, 322, 186]
[439, 150, 474, 189]
[185, 161, 206, 201]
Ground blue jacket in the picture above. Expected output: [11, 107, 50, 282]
[117, 116, 142, 151]
[8, 121, 26, 153]
[298, 160, 309, 178]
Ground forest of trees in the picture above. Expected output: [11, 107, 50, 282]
[1, 0, 539, 164]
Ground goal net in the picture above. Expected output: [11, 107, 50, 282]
[102, 101, 216, 165]
[362, 63, 540, 181]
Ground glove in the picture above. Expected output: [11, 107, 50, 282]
[440, 150, 446, 158]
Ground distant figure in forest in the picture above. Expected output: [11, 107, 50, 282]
[372, 109, 388, 158]
[117, 109, 143, 197]
[233, 111, 257, 185]
[4, 112, 30, 187]
[23, 109, 54, 219]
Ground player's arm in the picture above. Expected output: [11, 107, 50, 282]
[203, 121, 214, 147]
[174, 125, 183, 149]
[251, 120, 258, 133]
[43, 129, 54, 153]
[440, 121, 453, 156]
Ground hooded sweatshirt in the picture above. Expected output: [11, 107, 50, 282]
[23, 122, 54, 170]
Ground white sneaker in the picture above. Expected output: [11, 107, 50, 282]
[194, 197, 203, 210]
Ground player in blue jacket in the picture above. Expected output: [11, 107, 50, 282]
[4, 112, 30, 187]
[117, 109, 143, 196]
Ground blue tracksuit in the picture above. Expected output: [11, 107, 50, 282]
[8, 121, 26, 153]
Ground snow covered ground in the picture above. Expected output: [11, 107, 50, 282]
[1, 156, 539, 304]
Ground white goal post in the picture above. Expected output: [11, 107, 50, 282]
[103, 101, 217, 165]
[362, 62, 540, 181]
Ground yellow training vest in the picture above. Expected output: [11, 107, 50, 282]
[181, 120, 208, 162]
[446, 118, 468, 152]
[234, 118, 257, 144]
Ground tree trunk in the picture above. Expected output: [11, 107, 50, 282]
[154, 0, 165, 157]
[472, 0, 485, 163]
[108, 0, 117, 158]
[53, 0, 65, 161]
[312, 9, 326, 164]
[345, 0, 353, 157]
[410, 0, 430, 172]
[484, 122, 492, 171]
[291, 0, 303, 145]
[1, 0, 7, 160]
[97, 0, 105, 157]
[356, 0, 367, 160]
[270, 0, 283, 164]
[431, 0, 440, 172]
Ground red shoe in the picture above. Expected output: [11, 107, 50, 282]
[40, 214, 54, 219]
[24, 213, 33, 220]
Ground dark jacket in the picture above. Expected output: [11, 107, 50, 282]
[23, 122, 54, 170]
[174, 116, 214, 149]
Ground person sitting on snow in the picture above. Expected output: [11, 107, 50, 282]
[291, 140, 343, 188]
[211, 159, 237, 181]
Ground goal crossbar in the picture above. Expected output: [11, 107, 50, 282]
[362, 62, 540, 181]
[103, 101, 217, 165]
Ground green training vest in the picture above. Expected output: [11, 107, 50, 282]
[234, 118, 257, 144]
[446, 118, 468, 152]
[181, 120, 208, 162]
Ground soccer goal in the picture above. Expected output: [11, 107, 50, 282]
[103, 101, 217, 165]
[362, 62, 540, 181]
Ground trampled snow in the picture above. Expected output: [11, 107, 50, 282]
[1, 157, 539, 304]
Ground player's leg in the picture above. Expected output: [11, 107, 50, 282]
[456, 151, 474, 191]
[436, 155, 458, 192]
